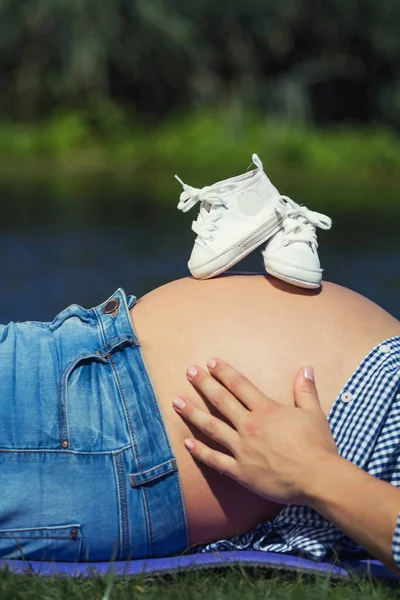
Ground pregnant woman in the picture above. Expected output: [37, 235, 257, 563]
[0, 274, 399, 564]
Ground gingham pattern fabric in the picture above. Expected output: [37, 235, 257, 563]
[194, 336, 400, 569]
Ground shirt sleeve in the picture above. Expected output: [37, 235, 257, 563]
[392, 512, 400, 573]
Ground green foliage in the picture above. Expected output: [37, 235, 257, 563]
[0, 108, 399, 224]
[1, 0, 400, 125]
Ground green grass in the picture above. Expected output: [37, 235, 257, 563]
[0, 564, 397, 600]
[0, 107, 399, 220]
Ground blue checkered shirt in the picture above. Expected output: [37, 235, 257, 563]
[195, 337, 400, 570]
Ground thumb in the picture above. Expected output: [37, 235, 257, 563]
[294, 366, 321, 413]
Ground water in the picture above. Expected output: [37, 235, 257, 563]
[1, 213, 398, 323]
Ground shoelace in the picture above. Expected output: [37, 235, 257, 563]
[175, 175, 332, 246]
[175, 176, 228, 241]
[276, 196, 332, 249]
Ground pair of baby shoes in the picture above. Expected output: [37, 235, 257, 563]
[175, 154, 332, 289]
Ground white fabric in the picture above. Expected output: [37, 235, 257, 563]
[175, 176, 229, 241]
[175, 153, 332, 285]
[274, 196, 332, 250]
[262, 196, 332, 288]
[175, 155, 282, 279]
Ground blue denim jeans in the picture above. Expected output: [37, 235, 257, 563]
[0, 288, 189, 562]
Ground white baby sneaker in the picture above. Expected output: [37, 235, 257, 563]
[261, 196, 332, 289]
[175, 154, 284, 279]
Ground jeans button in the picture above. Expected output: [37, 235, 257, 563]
[103, 298, 120, 316]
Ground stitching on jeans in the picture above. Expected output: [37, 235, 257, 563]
[109, 356, 142, 471]
[113, 453, 124, 560]
[135, 341, 188, 551]
[96, 335, 136, 356]
[109, 354, 152, 556]
[130, 460, 178, 486]
[119, 453, 129, 556]
[0, 535, 78, 540]
[130, 458, 177, 478]
[141, 487, 153, 557]
[172, 469, 190, 549]
[114, 452, 129, 558]
[0, 445, 131, 455]
[136, 346, 171, 453]
[58, 359, 76, 447]
[138, 345, 189, 550]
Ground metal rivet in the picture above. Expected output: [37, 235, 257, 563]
[103, 298, 120, 315]
[61, 440, 69, 448]
[71, 529, 78, 539]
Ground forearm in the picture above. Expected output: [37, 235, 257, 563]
[306, 453, 400, 572]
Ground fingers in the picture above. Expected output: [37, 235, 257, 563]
[206, 357, 275, 412]
[182, 437, 238, 477]
[186, 364, 249, 427]
[173, 395, 239, 454]
[293, 366, 322, 413]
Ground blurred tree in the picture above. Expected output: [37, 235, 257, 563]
[0, 0, 399, 126]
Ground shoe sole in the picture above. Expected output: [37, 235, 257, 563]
[190, 219, 282, 279]
[265, 267, 321, 289]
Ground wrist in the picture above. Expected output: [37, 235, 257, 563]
[299, 451, 344, 509]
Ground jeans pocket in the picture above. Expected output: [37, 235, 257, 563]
[59, 338, 135, 452]
[58, 352, 109, 449]
[0, 524, 82, 561]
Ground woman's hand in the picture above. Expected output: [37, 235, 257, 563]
[172, 359, 338, 506]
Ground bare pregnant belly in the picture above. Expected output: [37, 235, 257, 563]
[130, 275, 400, 547]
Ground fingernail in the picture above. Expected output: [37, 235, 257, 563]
[173, 397, 186, 410]
[184, 439, 195, 450]
[303, 366, 314, 382]
[187, 366, 198, 378]
[207, 358, 217, 369]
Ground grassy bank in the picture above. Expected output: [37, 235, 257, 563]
[0, 564, 397, 600]
[0, 108, 399, 220]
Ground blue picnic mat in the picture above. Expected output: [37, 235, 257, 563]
[0, 551, 396, 580]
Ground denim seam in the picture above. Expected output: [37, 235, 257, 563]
[58, 353, 91, 447]
[96, 335, 136, 357]
[119, 452, 129, 557]
[130, 458, 178, 478]
[136, 343, 190, 549]
[136, 346, 171, 454]
[113, 452, 129, 559]
[173, 472, 190, 549]
[108, 357, 142, 470]
[113, 453, 123, 561]
[0, 444, 132, 455]
[95, 307, 108, 350]
[0, 535, 80, 540]
[142, 487, 153, 558]
[0, 525, 81, 532]
[119, 292, 140, 346]
[109, 354, 151, 556]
